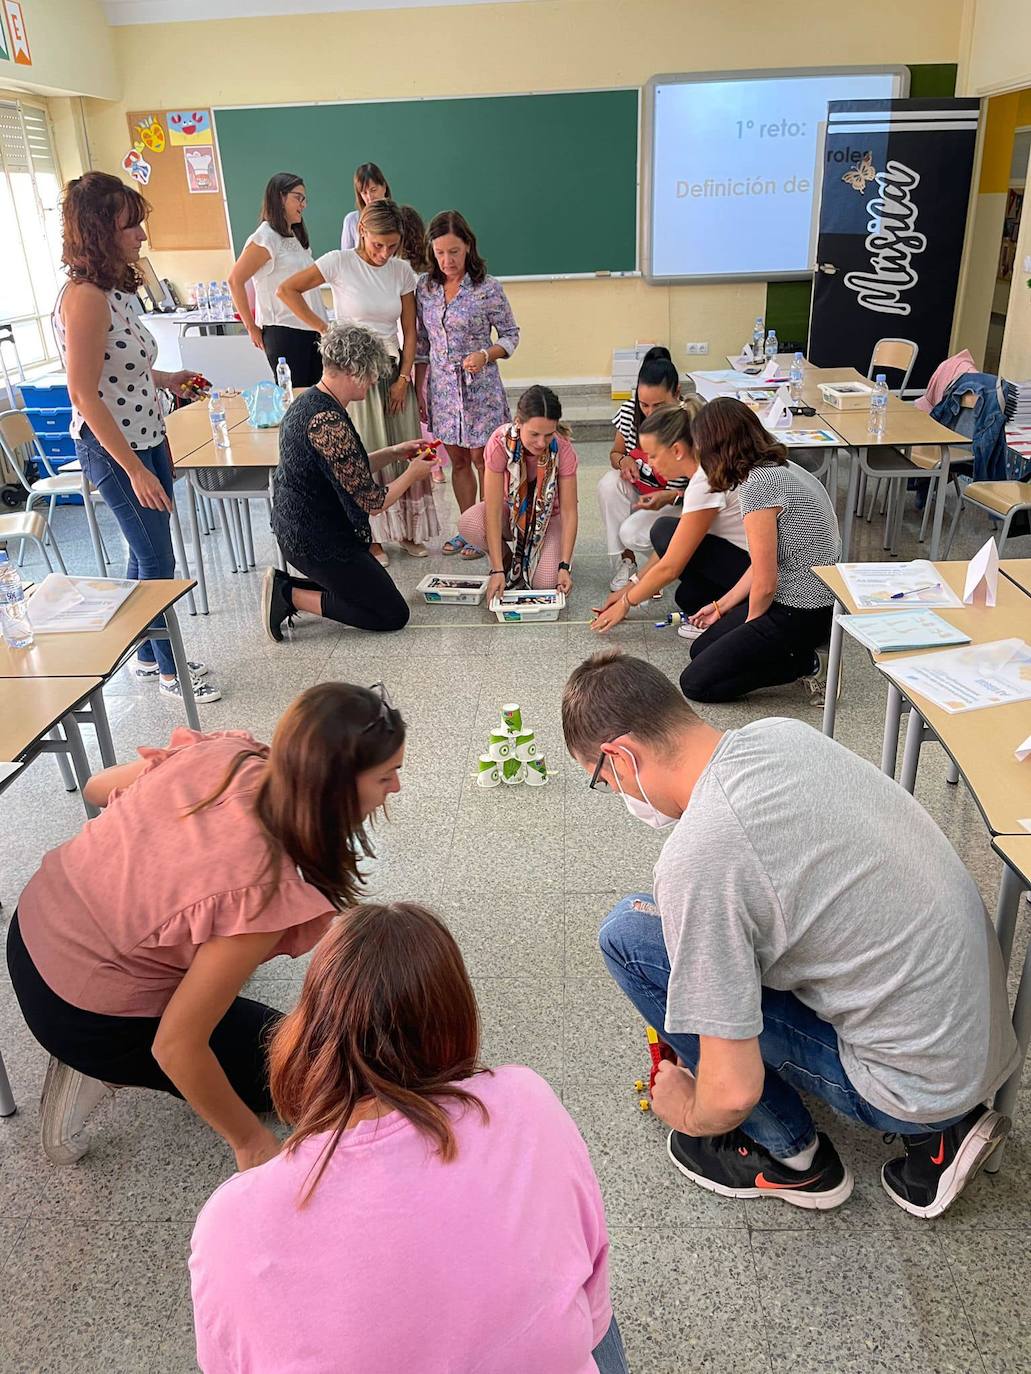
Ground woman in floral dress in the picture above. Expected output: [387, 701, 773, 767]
[415, 211, 519, 559]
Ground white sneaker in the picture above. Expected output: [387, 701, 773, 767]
[159, 676, 223, 704]
[609, 557, 636, 593]
[39, 1057, 116, 1165]
[677, 622, 705, 640]
[134, 658, 208, 679]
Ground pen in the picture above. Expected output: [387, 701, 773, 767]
[890, 583, 940, 600]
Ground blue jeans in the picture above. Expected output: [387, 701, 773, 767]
[592, 1316, 629, 1373]
[77, 426, 176, 676]
[600, 895, 964, 1158]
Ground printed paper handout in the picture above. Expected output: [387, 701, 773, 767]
[883, 639, 1031, 714]
[838, 611, 971, 655]
[838, 561, 965, 609]
[777, 428, 841, 447]
[28, 575, 138, 633]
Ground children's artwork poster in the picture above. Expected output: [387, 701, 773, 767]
[121, 148, 151, 186]
[183, 145, 219, 195]
[0, 7, 9, 61]
[167, 110, 211, 146]
[2, 1, 30, 65]
[133, 115, 165, 155]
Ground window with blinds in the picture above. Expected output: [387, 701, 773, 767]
[0, 99, 63, 372]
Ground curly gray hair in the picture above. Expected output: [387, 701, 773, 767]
[318, 323, 392, 383]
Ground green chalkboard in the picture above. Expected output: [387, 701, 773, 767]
[214, 91, 638, 277]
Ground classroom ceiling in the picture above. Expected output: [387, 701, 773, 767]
[102, 0, 523, 22]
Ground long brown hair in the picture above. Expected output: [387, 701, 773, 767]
[61, 171, 149, 292]
[260, 171, 310, 250]
[269, 902, 489, 1200]
[397, 204, 427, 272]
[353, 161, 391, 211]
[692, 395, 788, 493]
[425, 209, 487, 287]
[186, 682, 405, 911]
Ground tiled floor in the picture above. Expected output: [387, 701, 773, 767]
[2, 446, 1030, 1373]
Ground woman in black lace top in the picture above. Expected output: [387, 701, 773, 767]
[263, 324, 436, 640]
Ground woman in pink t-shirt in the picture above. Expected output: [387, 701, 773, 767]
[458, 385, 580, 605]
[190, 902, 629, 1374]
[6, 683, 406, 1172]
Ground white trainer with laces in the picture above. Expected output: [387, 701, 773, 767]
[39, 1058, 116, 1165]
[134, 658, 208, 679]
[677, 622, 705, 641]
[609, 557, 636, 593]
[159, 676, 222, 704]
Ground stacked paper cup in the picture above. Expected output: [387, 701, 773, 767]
[477, 702, 549, 789]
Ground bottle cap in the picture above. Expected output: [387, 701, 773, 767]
[876, 373, 887, 383]
[278, 357, 286, 364]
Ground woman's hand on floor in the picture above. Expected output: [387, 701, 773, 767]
[234, 1124, 283, 1173]
[591, 595, 628, 634]
[690, 603, 721, 631]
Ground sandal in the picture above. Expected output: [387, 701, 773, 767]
[460, 543, 485, 560]
[442, 535, 467, 556]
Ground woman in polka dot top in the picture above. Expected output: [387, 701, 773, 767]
[55, 172, 219, 703]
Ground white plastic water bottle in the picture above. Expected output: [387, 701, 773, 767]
[0, 551, 34, 649]
[208, 281, 220, 321]
[868, 374, 889, 439]
[752, 316, 765, 360]
[194, 282, 208, 317]
[275, 357, 294, 406]
[764, 329, 779, 364]
[208, 389, 230, 449]
[789, 352, 805, 402]
[220, 280, 233, 319]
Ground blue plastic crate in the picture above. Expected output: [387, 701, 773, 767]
[39, 432, 77, 459]
[17, 380, 71, 409]
[24, 406, 73, 434]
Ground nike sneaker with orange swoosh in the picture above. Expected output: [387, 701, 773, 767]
[667, 1128, 854, 1210]
[880, 1106, 1010, 1218]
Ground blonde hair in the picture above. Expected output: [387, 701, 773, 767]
[638, 395, 705, 450]
[358, 198, 404, 243]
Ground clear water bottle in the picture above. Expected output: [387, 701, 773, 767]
[220, 280, 233, 319]
[0, 551, 34, 649]
[752, 316, 765, 360]
[209, 281, 221, 321]
[868, 373, 889, 439]
[275, 357, 294, 406]
[764, 329, 779, 364]
[208, 389, 230, 449]
[194, 281, 208, 317]
[789, 351, 805, 402]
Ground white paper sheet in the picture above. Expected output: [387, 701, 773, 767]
[837, 561, 965, 610]
[838, 611, 971, 654]
[963, 537, 1000, 607]
[27, 575, 138, 633]
[883, 638, 1031, 714]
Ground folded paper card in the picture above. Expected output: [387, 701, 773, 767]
[762, 386, 792, 430]
[1016, 734, 1031, 763]
[964, 537, 1000, 607]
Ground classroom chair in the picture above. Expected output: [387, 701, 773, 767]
[0, 509, 67, 574]
[867, 338, 919, 394]
[944, 479, 1031, 557]
[856, 338, 922, 544]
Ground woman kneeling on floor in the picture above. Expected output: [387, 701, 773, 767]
[458, 385, 580, 607]
[190, 901, 630, 1374]
[6, 683, 406, 1169]
[262, 324, 435, 642]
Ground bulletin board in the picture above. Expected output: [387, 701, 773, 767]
[124, 110, 229, 252]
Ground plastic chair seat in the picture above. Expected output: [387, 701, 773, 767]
[0, 510, 49, 541]
[963, 482, 1031, 517]
[29, 474, 86, 497]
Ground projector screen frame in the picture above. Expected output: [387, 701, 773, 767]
[641, 65, 910, 285]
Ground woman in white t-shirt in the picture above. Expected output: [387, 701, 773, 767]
[279, 199, 438, 562]
[591, 400, 750, 637]
[227, 173, 327, 387]
[340, 161, 390, 252]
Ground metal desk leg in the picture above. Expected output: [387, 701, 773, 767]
[898, 703, 925, 794]
[988, 888, 1031, 1175]
[48, 728, 77, 791]
[80, 475, 108, 577]
[822, 603, 844, 738]
[881, 683, 904, 778]
[164, 605, 200, 730]
[994, 863, 1023, 972]
[928, 446, 952, 561]
[186, 482, 209, 614]
[60, 713, 99, 819]
[83, 686, 116, 767]
[841, 450, 859, 562]
[0, 1051, 15, 1118]
[217, 501, 241, 574]
[169, 496, 197, 616]
[241, 500, 256, 568]
[946, 760, 959, 785]
[229, 500, 248, 572]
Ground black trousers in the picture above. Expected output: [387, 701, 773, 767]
[286, 545, 410, 632]
[261, 326, 323, 388]
[6, 912, 280, 1115]
[680, 600, 833, 704]
[650, 518, 752, 615]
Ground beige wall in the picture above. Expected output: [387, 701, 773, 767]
[82, 0, 964, 381]
[959, 0, 1031, 97]
[0, 0, 118, 100]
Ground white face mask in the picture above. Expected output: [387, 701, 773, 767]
[610, 746, 678, 830]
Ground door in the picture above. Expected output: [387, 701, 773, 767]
[808, 97, 980, 391]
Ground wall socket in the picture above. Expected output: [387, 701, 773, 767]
[685, 341, 709, 355]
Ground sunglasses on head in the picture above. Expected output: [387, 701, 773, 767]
[361, 682, 395, 733]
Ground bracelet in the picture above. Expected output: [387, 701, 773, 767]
[397, 372, 410, 384]
[481, 350, 490, 367]
[489, 568, 504, 576]
[713, 599, 722, 619]
[622, 591, 634, 610]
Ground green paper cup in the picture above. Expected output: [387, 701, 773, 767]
[524, 758, 548, 787]
[476, 754, 501, 789]
[489, 738, 513, 763]
[501, 703, 523, 733]
[501, 757, 526, 786]
[515, 731, 538, 762]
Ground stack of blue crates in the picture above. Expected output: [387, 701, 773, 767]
[16, 375, 81, 504]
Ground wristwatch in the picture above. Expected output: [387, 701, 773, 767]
[558, 561, 571, 572]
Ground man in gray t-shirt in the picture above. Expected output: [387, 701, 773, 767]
[562, 650, 1018, 1218]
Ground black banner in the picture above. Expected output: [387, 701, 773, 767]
[808, 98, 980, 391]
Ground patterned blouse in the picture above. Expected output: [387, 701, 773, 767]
[272, 386, 386, 561]
[415, 273, 519, 448]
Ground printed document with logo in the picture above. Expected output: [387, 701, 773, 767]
[777, 428, 840, 447]
[838, 611, 971, 654]
[838, 561, 964, 610]
[882, 639, 1031, 714]
[27, 575, 138, 633]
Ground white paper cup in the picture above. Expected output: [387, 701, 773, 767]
[501, 757, 526, 786]
[501, 703, 523, 733]
[524, 758, 548, 787]
[476, 754, 501, 789]
[489, 738, 513, 763]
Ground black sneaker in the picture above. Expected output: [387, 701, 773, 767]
[881, 1106, 1010, 1219]
[667, 1128, 853, 1210]
[261, 567, 294, 643]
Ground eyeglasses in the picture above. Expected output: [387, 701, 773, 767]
[361, 682, 395, 733]
[589, 749, 614, 793]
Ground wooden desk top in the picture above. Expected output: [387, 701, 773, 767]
[822, 403, 969, 449]
[993, 835, 1031, 881]
[176, 425, 281, 470]
[1002, 560, 1031, 598]
[0, 676, 104, 760]
[816, 563, 1031, 835]
[0, 579, 195, 680]
[166, 396, 250, 463]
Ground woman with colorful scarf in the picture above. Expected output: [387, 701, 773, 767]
[457, 386, 579, 606]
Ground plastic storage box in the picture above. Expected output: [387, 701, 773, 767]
[416, 573, 490, 606]
[489, 589, 566, 622]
